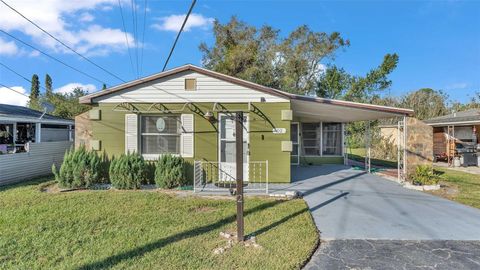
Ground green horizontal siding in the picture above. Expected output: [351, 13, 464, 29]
[89, 102, 291, 183]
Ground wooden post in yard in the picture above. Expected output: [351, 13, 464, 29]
[235, 111, 244, 242]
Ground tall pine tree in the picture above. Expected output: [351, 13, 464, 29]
[45, 74, 52, 97]
[29, 74, 40, 109]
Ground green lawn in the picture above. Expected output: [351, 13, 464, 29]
[0, 178, 318, 270]
[347, 148, 397, 168]
[431, 167, 480, 209]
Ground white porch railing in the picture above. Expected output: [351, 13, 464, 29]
[193, 160, 269, 194]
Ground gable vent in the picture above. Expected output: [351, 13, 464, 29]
[185, 78, 196, 91]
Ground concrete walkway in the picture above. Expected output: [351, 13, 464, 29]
[276, 165, 480, 240]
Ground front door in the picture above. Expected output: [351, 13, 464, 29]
[218, 114, 249, 182]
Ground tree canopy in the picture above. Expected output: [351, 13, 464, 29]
[317, 54, 399, 102]
[200, 17, 349, 95]
[200, 17, 399, 100]
[26, 73, 90, 119]
[400, 88, 449, 120]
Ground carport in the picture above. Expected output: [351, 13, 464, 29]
[289, 95, 414, 181]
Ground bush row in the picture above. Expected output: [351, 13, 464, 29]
[53, 147, 188, 189]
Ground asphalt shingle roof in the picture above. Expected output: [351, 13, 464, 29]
[0, 104, 72, 122]
[424, 109, 480, 124]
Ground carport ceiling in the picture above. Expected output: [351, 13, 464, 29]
[291, 98, 413, 122]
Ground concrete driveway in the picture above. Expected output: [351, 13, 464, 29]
[273, 165, 480, 269]
[274, 165, 480, 240]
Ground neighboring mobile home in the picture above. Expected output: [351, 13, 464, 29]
[77, 64, 413, 183]
[424, 109, 480, 166]
[0, 104, 74, 185]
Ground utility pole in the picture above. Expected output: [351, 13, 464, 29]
[235, 111, 244, 242]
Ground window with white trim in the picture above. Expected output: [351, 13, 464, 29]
[322, 123, 342, 155]
[140, 115, 181, 155]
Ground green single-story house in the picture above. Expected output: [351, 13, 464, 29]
[77, 64, 413, 183]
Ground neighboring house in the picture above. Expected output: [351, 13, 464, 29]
[424, 109, 480, 166]
[77, 64, 413, 183]
[379, 124, 399, 145]
[0, 104, 74, 185]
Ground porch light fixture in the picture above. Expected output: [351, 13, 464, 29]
[204, 110, 215, 122]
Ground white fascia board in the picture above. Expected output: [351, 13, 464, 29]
[0, 116, 74, 125]
[427, 120, 480, 127]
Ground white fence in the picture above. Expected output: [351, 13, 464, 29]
[0, 141, 72, 186]
[193, 160, 269, 194]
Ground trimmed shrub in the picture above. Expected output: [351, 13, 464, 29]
[52, 146, 109, 188]
[155, 154, 186, 189]
[109, 152, 148, 189]
[412, 165, 440, 185]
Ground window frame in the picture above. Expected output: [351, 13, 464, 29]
[139, 114, 182, 159]
[321, 122, 343, 156]
[300, 121, 344, 157]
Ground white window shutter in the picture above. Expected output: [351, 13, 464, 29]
[181, 114, 194, 158]
[125, 114, 138, 154]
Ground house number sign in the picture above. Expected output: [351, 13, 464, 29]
[272, 128, 286, 134]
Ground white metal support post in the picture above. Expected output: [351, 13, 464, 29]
[35, 123, 41, 143]
[365, 121, 371, 173]
[403, 116, 407, 179]
[343, 123, 348, 166]
[397, 116, 408, 182]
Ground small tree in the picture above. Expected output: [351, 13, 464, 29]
[154, 154, 186, 189]
[109, 152, 148, 189]
[29, 74, 40, 109]
[45, 74, 53, 97]
[52, 146, 108, 188]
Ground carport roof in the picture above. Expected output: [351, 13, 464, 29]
[79, 64, 413, 122]
[290, 95, 413, 122]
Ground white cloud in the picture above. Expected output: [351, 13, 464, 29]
[55, 83, 97, 94]
[29, 50, 40, 57]
[0, 37, 19, 55]
[79, 12, 95, 22]
[0, 86, 29, 106]
[152, 13, 214, 32]
[446, 82, 468, 90]
[0, 0, 133, 56]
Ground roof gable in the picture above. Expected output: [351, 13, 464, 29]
[80, 65, 290, 104]
[79, 64, 413, 117]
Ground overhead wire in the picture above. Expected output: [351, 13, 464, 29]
[0, 0, 126, 83]
[0, 82, 30, 97]
[0, 30, 108, 85]
[140, 0, 148, 76]
[117, 0, 136, 78]
[130, 0, 139, 77]
[162, 0, 196, 71]
[0, 62, 48, 92]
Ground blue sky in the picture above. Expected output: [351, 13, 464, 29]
[0, 0, 479, 106]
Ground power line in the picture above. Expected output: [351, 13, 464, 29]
[0, 30, 107, 85]
[140, 0, 148, 76]
[118, 0, 136, 78]
[0, 0, 126, 83]
[0, 62, 47, 92]
[0, 82, 30, 97]
[162, 0, 196, 71]
[130, 0, 139, 77]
